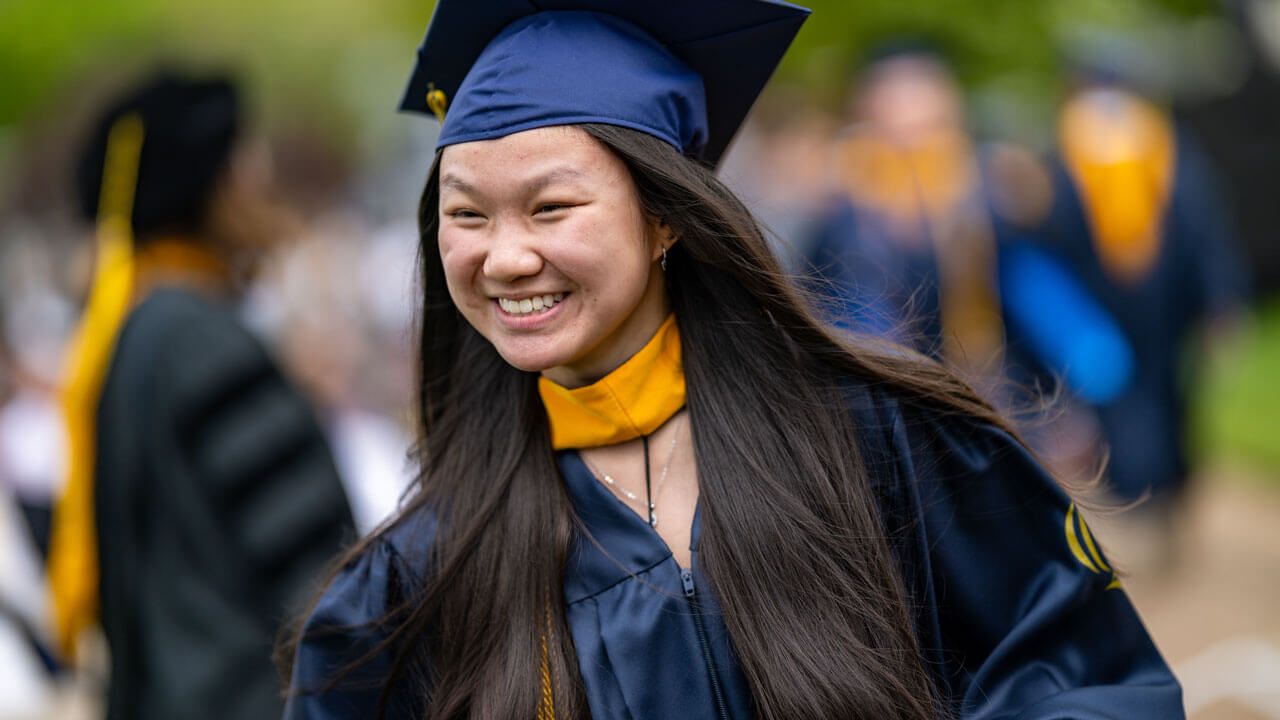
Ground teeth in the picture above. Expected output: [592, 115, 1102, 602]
[498, 293, 566, 316]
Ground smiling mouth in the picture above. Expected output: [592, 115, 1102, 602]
[497, 293, 566, 316]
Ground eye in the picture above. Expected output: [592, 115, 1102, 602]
[448, 208, 483, 220]
[535, 203, 571, 215]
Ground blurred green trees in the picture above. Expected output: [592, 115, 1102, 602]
[1192, 301, 1280, 480]
[0, 0, 427, 145]
[0, 0, 1216, 143]
[10, 0, 1276, 480]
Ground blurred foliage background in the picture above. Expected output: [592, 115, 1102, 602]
[0, 0, 1221, 153]
[1, 0, 1276, 480]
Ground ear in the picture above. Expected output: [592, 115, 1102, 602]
[647, 217, 678, 263]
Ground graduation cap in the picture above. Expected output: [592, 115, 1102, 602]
[77, 73, 239, 237]
[400, 0, 810, 165]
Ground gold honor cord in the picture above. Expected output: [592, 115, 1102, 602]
[48, 113, 144, 660]
[538, 596, 557, 720]
[538, 633, 556, 720]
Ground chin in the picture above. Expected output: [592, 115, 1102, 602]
[496, 354, 555, 373]
[490, 342, 576, 375]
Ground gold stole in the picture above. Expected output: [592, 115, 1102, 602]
[1060, 90, 1176, 285]
[48, 114, 144, 660]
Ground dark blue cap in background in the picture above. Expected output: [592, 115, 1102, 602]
[399, 0, 810, 166]
[77, 73, 239, 237]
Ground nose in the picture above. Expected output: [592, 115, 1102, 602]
[482, 228, 544, 283]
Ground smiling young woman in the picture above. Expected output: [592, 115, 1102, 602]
[281, 3, 1184, 720]
[437, 126, 672, 387]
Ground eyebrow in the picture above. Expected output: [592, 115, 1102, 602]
[439, 174, 477, 195]
[439, 166, 586, 197]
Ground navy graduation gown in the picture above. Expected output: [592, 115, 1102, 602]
[1038, 131, 1247, 499]
[284, 386, 1183, 719]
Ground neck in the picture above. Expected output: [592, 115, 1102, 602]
[131, 237, 234, 303]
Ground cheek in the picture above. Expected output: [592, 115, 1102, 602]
[437, 232, 483, 302]
[561, 214, 651, 286]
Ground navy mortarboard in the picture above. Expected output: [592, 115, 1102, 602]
[398, 0, 810, 165]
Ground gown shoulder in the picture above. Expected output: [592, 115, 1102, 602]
[282, 510, 437, 719]
[847, 382, 1184, 719]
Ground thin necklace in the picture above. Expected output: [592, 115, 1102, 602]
[583, 415, 683, 528]
[648, 415, 683, 527]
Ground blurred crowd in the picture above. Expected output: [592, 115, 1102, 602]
[0, 11, 1276, 720]
[732, 41, 1250, 506]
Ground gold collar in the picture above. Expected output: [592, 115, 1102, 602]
[131, 238, 233, 302]
[538, 314, 685, 449]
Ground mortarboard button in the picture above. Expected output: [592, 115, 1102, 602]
[426, 84, 448, 122]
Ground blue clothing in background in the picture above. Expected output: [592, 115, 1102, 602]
[802, 142, 1051, 399]
[805, 199, 944, 348]
[804, 187, 1131, 412]
[998, 243, 1135, 405]
[285, 383, 1182, 719]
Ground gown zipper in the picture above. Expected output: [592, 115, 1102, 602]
[681, 567, 731, 720]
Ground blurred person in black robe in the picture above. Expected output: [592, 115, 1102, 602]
[46, 72, 355, 720]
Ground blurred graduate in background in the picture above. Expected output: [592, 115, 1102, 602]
[807, 44, 1003, 371]
[1038, 52, 1249, 518]
[805, 44, 1135, 463]
[46, 72, 355, 720]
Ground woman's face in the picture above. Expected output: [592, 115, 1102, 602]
[437, 126, 670, 388]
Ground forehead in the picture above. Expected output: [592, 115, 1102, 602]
[439, 125, 623, 189]
[864, 57, 955, 99]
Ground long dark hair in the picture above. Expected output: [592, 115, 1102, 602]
[306, 123, 1017, 719]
